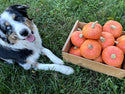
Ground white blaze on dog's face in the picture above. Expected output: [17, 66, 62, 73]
[0, 5, 35, 43]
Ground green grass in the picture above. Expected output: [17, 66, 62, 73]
[0, 0, 125, 94]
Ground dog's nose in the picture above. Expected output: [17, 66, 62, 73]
[20, 29, 29, 37]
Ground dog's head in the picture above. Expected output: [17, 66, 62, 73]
[0, 5, 35, 44]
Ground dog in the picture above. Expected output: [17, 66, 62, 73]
[0, 5, 74, 75]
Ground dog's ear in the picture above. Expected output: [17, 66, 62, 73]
[8, 5, 29, 13]
[7, 5, 32, 20]
[15, 5, 29, 10]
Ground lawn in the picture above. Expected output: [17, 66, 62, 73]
[0, 0, 125, 94]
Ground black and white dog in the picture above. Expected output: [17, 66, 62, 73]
[0, 5, 74, 75]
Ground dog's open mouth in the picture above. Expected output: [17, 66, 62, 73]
[25, 34, 35, 42]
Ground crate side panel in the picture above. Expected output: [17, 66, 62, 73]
[63, 52, 125, 79]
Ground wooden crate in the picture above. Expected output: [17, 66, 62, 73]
[62, 20, 125, 79]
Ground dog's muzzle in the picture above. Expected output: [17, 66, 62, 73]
[25, 34, 35, 42]
[20, 29, 35, 42]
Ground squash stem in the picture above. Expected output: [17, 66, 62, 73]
[100, 37, 105, 42]
[111, 25, 116, 29]
[74, 46, 78, 49]
[115, 41, 119, 44]
[79, 34, 83, 38]
[111, 54, 116, 59]
[88, 44, 93, 49]
[91, 21, 98, 28]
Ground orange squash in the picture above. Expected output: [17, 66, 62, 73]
[71, 31, 86, 47]
[98, 32, 115, 49]
[69, 46, 82, 57]
[102, 46, 124, 67]
[103, 20, 123, 38]
[93, 55, 103, 63]
[80, 40, 101, 59]
[82, 21, 102, 39]
[116, 35, 125, 41]
[116, 65, 122, 69]
[115, 35, 125, 53]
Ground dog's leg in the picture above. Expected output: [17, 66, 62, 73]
[35, 63, 74, 75]
[19, 63, 31, 70]
[41, 47, 64, 65]
[2, 59, 14, 64]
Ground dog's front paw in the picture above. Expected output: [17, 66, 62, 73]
[19, 63, 31, 70]
[59, 65, 74, 75]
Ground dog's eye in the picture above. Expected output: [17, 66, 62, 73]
[6, 26, 12, 30]
[4, 22, 12, 30]
[14, 16, 25, 22]
[14, 16, 21, 21]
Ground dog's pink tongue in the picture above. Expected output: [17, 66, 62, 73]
[26, 34, 35, 42]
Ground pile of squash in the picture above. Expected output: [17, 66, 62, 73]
[69, 20, 124, 68]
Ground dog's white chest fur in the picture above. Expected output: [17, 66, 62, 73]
[12, 24, 42, 63]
